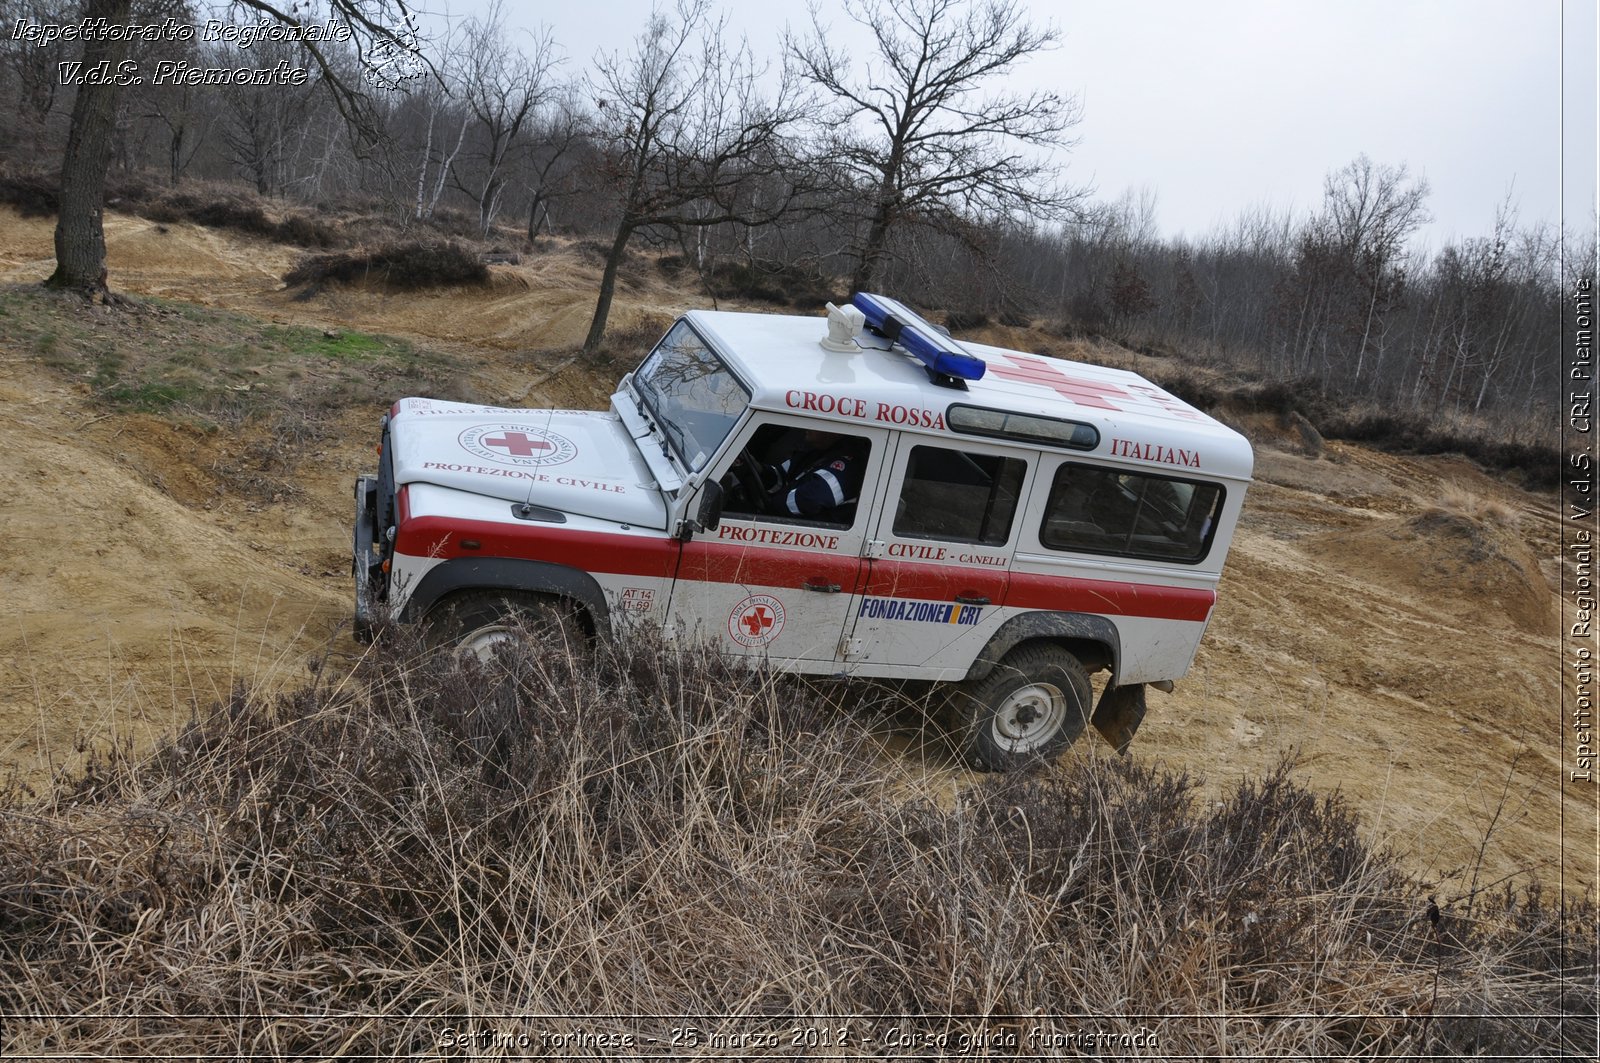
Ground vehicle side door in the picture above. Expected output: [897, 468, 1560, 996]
[844, 435, 1033, 675]
[669, 414, 890, 666]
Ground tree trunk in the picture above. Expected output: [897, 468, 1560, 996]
[46, 0, 132, 293]
[526, 191, 546, 242]
[168, 126, 184, 187]
[1354, 280, 1379, 385]
[584, 221, 635, 353]
[851, 168, 900, 293]
[851, 201, 895, 294]
[478, 176, 502, 237]
[414, 108, 433, 221]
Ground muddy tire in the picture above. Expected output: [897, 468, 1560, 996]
[950, 644, 1091, 772]
[424, 590, 581, 664]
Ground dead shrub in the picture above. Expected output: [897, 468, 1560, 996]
[0, 170, 59, 216]
[945, 309, 989, 332]
[0, 637, 1589, 1056]
[582, 320, 669, 369]
[283, 242, 489, 291]
[1318, 408, 1558, 489]
[103, 184, 339, 247]
[270, 212, 337, 248]
[692, 258, 838, 310]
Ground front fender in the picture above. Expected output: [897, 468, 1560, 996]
[402, 557, 612, 636]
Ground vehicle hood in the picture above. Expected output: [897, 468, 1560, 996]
[387, 398, 669, 529]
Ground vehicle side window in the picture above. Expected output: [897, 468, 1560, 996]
[893, 445, 1027, 545]
[1041, 463, 1223, 562]
[721, 423, 872, 528]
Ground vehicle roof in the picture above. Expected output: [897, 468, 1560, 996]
[685, 308, 1254, 482]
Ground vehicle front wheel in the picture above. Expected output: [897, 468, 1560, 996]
[424, 590, 581, 664]
[949, 644, 1091, 772]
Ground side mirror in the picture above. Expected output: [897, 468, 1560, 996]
[695, 479, 724, 533]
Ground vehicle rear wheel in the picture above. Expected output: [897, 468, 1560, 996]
[424, 590, 581, 664]
[949, 644, 1090, 772]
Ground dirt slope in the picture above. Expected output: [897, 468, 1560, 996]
[0, 206, 1581, 890]
[1144, 443, 1566, 885]
[0, 358, 348, 773]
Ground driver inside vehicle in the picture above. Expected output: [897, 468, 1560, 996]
[722, 427, 869, 525]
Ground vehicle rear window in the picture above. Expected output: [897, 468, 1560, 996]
[1040, 463, 1223, 563]
[893, 445, 1027, 545]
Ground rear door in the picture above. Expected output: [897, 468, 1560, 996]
[845, 436, 1033, 674]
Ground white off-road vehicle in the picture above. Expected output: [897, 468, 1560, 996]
[353, 294, 1253, 770]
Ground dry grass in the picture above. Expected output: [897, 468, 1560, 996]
[0, 628, 1591, 1057]
[1434, 483, 1520, 529]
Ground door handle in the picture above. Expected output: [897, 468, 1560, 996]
[803, 579, 843, 593]
[955, 594, 991, 606]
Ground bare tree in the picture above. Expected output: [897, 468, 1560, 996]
[787, 0, 1082, 292]
[46, 0, 134, 291]
[142, 74, 209, 187]
[448, 2, 557, 237]
[46, 0, 427, 293]
[121, 0, 204, 185]
[582, 0, 808, 351]
[1055, 188, 1159, 330]
[216, 38, 320, 196]
[1107, 258, 1155, 332]
[405, 76, 470, 222]
[1288, 154, 1430, 384]
[523, 87, 587, 241]
[0, 0, 78, 155]
[1419, 199, 1557, 414]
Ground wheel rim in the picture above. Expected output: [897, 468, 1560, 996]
[456, 623, 519, 664]
[991, 681, 1069, 752]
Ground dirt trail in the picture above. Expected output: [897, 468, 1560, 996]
[0, 206, 1582, 889]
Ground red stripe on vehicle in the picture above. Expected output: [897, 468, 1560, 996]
[862, 560, 1005, 602]
[681, 541, 865, 592]
[395, 516, 863, 590]
[396, 514, 678, 579]
[1006, 570, 1214, 622]
[395, 514, 1214, 620]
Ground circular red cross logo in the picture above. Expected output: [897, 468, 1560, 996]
[728, 594, 786, 648]
[457, 423, 578, 467]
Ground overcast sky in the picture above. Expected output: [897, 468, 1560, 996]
[470, 0, 1597, 252]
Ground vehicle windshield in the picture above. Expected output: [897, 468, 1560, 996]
[632, 320, 749, 472]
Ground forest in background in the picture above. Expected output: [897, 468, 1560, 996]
[1, 0, 1590, 446]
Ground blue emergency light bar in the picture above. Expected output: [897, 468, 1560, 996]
[852, 292, 988, 388]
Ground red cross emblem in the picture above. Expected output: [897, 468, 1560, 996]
[987, 354, 1204, 420]
[987, 354, 1128, 410]
[481, 431, 553, 456]
[459, 423, 577, 467]
[729, 594, 785, 647]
